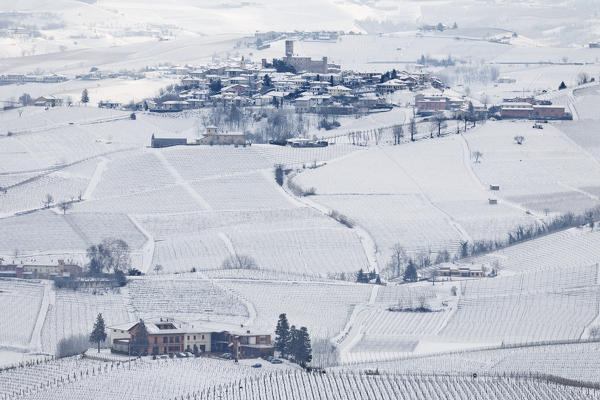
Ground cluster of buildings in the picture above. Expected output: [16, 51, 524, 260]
[0, 74, 67, 85]
[109, 318, 274, 359]
[145, 40, 443, 113]
[0, 259, 81, 279]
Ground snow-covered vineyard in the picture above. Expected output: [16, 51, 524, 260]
[3, 1, 600, 396]
[2, 354, 600, 400]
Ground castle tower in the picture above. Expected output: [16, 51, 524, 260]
[285, 40, 294, 58]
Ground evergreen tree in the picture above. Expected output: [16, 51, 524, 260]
[329, 75, 334, 85]
[295, 327, 312, 367]
[132, 319, 150, 356]
[81, 89, 89, 104]
[356, 268, 366, 283]
[403, 259, 418, 282]
[274, 313, 290, 357]
[89, 313, 107, 353]
[263, 74, 272, 88]
[286, 325, 299, 360]
[558, 81, 567, 90]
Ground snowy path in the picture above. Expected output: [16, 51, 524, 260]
[153, 150, 212, 211]
[128, 215, 156, 274]
[82, 156, 108, 200]
[30, 281, 52, 353]
[218, 232, 237, 258]
[334, 285, 379, 363]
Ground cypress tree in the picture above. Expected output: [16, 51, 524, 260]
[403, 259, 418, 282]
[274, 313, 290, 357]
[89, 313, 107, 353]
[296, 327, 312, 367]
[286, 325, 298, 361]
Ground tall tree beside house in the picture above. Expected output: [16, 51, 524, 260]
[132, 319, 150, 356]
[274, 313, 291, 357]
[209, 79, 222, 94]
[286, 325, 298, 360]
[89, 313, 107, 353]
[329, 75, 334, 85]
[294, 327, 312, 367]
[403, 259, 418, 282]
[263, 74, 272, 88]
[81, 89, 89, 104]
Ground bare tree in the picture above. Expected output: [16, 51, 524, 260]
[153, 264, 163, 274]
[514, 135, 525, 145]
[392, 125, 404, 145]
[408, 118, 417, 142]
[429, 120, 437, 138]
[577, 72, 590, 85]
[101, 238, 131, 273]
[222, 254, 258, 270]
[43, 193, 54, 208]
[472, 151, 483, 163]
[433, 112, 447, 137]
[387, 243, 406, 278]
[58, 201, 72, 215]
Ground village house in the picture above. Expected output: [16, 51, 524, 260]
[376, 79, 407, 94]
[327, 85, 352, 96]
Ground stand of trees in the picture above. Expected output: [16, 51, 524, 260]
[274, 313, 312, 367]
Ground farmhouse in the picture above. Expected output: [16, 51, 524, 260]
[109, 318, 273, 358]
[0, 259, 81, 279]
[196, 126, 246, 146]
[34, 96, 63, 107]
[500, 103, 567, 119]
[110, 318, 186, 356]
[437, 266, 484, 278]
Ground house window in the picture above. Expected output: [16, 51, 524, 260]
[154, 338, 157, 344]
[175, 337, 180, 343]
[163, 337, 168, 344]
[201, 335, 204, 340]
[169, 337, 173, 343]
[194, 335, 196, 340]
[187, 336, 190, 340]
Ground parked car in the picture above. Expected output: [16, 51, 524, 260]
[175, 352, 185, 358]
[251, 363, 262, 368]
[270, 359, 283, 364]
[221, 353, 232, 359]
